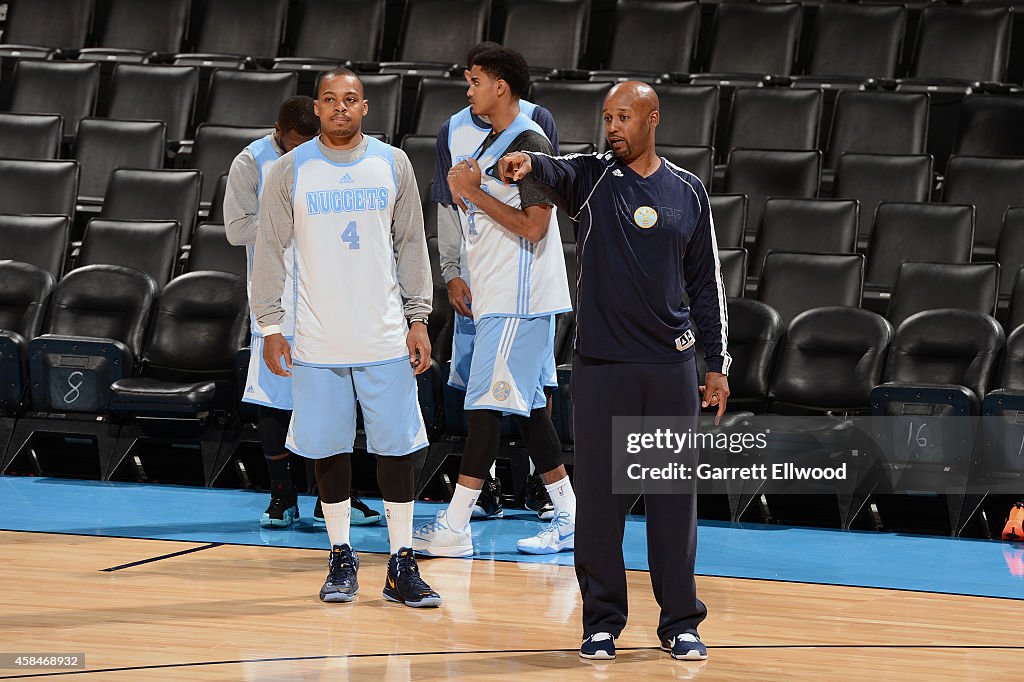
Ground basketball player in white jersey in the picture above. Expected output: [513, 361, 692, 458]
[252, 69, 441, 607]
[412, 47, 578, 557]
[224, 97, 382, 530]
[224, 96, 385, 524]
[435, 42, 561, 521]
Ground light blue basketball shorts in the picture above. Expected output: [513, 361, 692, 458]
[464, 315, 557, 417]
[449, 312, 557, 395]
[242, 334, 293, 410]
[286, 358, 428, 459]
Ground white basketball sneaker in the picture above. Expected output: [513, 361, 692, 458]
[516, 510, 575, 554]
[412, 510, 474, 557]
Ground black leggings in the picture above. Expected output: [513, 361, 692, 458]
[258, 406, 291, 456]
[315, 453, 416, 504]
[460, 408, 562, 480]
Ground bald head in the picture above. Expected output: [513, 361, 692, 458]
[603, 81, 659, 163]
[606, 81, 660, 115]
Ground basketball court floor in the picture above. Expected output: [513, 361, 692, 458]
[2, 476, 1023, 680]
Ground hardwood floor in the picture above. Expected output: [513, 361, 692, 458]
[1, 531, 1021, 680]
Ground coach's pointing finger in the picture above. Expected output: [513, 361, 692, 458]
[498, 152, 532, 185]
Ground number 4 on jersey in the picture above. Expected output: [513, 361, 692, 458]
[341, 220, 360, 250]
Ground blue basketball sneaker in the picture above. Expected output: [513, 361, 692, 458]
[260, 492, 299, 528]
[319, 544, 359, 603]
[661, 633, 708, 660]
[382, 547, 442, 608]
[580, 632, 616, 660]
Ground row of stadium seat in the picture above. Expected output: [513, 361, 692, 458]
[2, 0, 1024, 85]
[3, 251, 1024, 528]
[706, 199, 1024, 304]
[4, 145, 1023, 258]
[0, 260, 249, 483]
[0, 214, 240, 287]
[6, 195, 1024, 329]
[2, 62, 1022, 166]
[3, 0, 1024, 515]
[677, 298, 1024, 531]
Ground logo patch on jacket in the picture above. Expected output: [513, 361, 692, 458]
[633, 206, 658, 229]
[675, 329, 695, 352]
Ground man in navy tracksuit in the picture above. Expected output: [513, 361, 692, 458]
[499, 81, 731, 663]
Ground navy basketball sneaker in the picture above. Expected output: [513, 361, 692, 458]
[382, 547, 442, 608]
[580, 633, 616, 660]
[319, 544, 359, 603]
[661, 633, 708, 660]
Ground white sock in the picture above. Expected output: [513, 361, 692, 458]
[446, 483, 481, 532]
[322, 499, 351, 547]
[545, 476, 577, 519]
[489, 462, 497, 478]
[529, 458, 536, 475]
[384, 501, 414, 555]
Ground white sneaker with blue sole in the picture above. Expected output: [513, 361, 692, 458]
[412, 510, 474, 557]
[516, 510, 574, 554]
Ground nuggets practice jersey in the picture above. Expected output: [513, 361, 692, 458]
[246, 135, 296, 337]
[457, 113, 572, 319]
[445, 101, 538, 284]
[289, 137, 408, 366]
[448, 101, 537, 167]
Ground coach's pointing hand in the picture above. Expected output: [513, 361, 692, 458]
[700, 372, 730, 426]
[498, 152, 532, 185]
[263, 333, 293, 377]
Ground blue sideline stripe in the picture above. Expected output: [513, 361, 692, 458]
[2, 477, 1023, 600]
